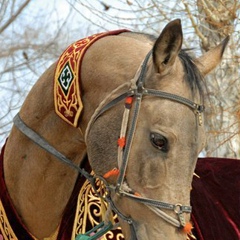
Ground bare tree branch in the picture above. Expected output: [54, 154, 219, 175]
[0, 0, 31, 34]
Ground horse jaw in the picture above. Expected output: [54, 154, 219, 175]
[118, 209, 189, 240]
[135, 223, 188, 240]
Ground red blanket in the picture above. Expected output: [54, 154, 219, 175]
[1, 142, 239, 239]
[191, 157, 240, 239]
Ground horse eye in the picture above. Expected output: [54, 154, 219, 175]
[150, 133, 168, 152]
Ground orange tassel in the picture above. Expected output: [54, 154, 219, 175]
[118, 137, 126, 148]
[182, 222, 193, 234]
[125, 96, 133, 109]
[103, 168, 119, 179]
[134, 192, 141, 197]
[125, 96, 133, 105]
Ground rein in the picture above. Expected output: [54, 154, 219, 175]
[13, 114, 97, 190]
[13, 50, 204, 240]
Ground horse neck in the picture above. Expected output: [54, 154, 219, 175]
[3, 63, 86, 239]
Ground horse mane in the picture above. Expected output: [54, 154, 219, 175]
[179, 49, 204, 100]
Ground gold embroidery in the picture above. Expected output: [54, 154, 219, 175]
[54, 30, 129, 127]
[71, 176, 124, 240]
[54, 32, 108, 127]
[0, 199, 17, 240]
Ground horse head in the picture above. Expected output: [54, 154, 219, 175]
[85, 19, 228, 239]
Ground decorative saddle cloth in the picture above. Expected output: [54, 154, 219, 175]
[54, 29, 129, 127]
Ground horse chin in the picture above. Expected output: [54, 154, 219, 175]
[120, 218, 187, 240]
[134, 223, 187, 240]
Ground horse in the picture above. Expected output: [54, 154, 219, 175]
[1, 19, 228, 240]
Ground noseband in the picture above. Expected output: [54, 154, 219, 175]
[13, 50, 204, 240]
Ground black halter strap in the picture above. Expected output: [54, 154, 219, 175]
[92, 50, 203, 238]
[90, 51, 204, 127]
[13, 113, 137, 239]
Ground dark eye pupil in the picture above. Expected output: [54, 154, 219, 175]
[150, 133, 168, 152]
[154, 138, 164, 147]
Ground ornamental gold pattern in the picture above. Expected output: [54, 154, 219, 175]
[0, 200, 17, 240]
[71, 176, 124, 240]
[54, 30, 129, 127]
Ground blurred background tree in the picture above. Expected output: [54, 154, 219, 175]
[0, 0, 86, 141]
[1, 0, 239, 157]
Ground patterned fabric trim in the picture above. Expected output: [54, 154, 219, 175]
[54, 29, 129, 127]
[0, 199, 17, 240]
[71, 176, 124, 240]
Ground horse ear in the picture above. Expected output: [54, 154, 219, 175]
[194, 36, 230, 76]
[153, 19, 183, 74]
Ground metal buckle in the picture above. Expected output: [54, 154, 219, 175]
[174, 203, 183, 214]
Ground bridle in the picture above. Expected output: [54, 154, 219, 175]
[13, 50, 204, 240]
[84, 50, 204, 239]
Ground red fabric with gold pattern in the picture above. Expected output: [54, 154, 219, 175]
[54, 29, 129, 127]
